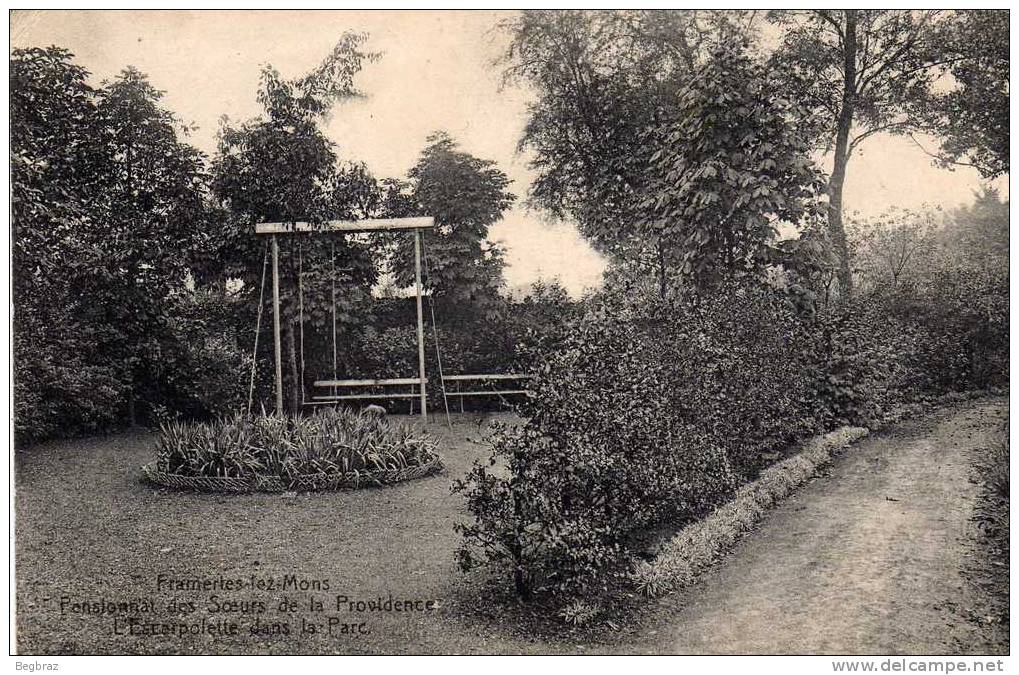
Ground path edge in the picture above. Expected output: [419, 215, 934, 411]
[628, 425, 868, 599]
[628, 387, 1007, 602]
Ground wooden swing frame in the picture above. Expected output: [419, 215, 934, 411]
[255, 217, 434, 421]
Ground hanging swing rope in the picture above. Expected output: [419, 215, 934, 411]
[298, 240, 306, 408]
[420, 240, 453, 430]
[330, 239, 338, 398]
[247, 241, 270, 415]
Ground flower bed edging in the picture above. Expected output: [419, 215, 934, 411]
[627, 389, 1007, 600]
[141, 452, 444, 493]
[629, 426, 869, 599]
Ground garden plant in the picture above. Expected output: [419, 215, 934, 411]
[147, 407, 442, 492]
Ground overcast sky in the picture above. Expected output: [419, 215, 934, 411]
[11, 10, 1008, 295]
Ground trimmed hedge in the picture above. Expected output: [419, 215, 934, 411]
[629, 426, 868, 599]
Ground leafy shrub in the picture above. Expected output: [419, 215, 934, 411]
[910, 265, 1008, 390]
[845, 196, 1009, 396]
[973, 429, 1009, 555]
[455, 256, 1005, 602]
[970, 428, 1009, 631]
[155, 407, 439, 481]
[454, 280, 832, 598]
[811, 263, 1010, 427]
[13, 286, 258, 443]
[813, 298, 927, 427]
[149, 289, 256, 422]
[13, 297, 132, 444]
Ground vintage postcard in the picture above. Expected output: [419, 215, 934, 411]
[8, 8, 1010, 667]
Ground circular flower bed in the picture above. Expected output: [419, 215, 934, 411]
[143, 407, 443, 493]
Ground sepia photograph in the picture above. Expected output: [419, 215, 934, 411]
[8, 7, 1010, 664]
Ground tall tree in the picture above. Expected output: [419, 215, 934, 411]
[12, 47, 115, 439]
[390, 132, 516, 320]
[502, 10, 757, 283]
[11, 48, 213, 436]
[11, 47, 108, 292]
[920, 11, 1009, 178]
[94, 67, 214, 422]
[636, 43, 829, 294]
[767, 10, 957, 294]
[211, 32, 382, 411]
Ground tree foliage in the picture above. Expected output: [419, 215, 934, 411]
[210, 33, 383, 410]
[211, 32, 382, 278]
[921, 11, 1009, 178]
[636, 43, 828, 291]
[91, 68, 215, 396]
[503, 11, 828, 295]
[503, 11, 747, 262]
[389, 131, 516, 320]
[11, 47, 216, 438]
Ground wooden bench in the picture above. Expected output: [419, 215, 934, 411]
[441, 374, 534, 413]
[306, 377, 428, 414]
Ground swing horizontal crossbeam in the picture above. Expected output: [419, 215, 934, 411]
[256, 217, 434, 235]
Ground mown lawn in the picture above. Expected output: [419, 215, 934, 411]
[14, 412, 580, 655]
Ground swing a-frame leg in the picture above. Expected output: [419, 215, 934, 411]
[271, 234, 284, 414]
[414, 229, 428, 422]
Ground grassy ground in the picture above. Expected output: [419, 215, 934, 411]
[14, 412, 581, 655]
[16, 399, 1010, 655]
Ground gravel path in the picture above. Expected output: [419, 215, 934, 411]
[620, 396, 1008, 655]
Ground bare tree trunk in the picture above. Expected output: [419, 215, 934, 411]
[828, 9, 857, 297]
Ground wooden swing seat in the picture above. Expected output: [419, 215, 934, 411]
[304, 377, 428, 408]
[442, 373, 533, 395]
